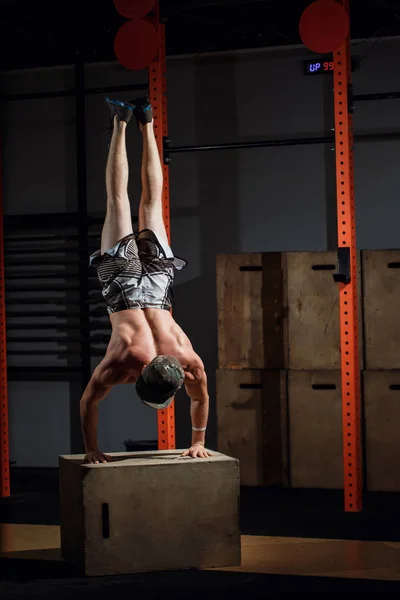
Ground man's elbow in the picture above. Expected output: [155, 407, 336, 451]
[80, 377, 105, 409]
[190, 376, 209, 403]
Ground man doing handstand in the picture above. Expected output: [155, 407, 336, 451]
[80, 98, 211, 463]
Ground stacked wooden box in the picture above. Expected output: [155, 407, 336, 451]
[216, 251, 363, 489]
[217, 249, 400, 490]
[362, 250, 400, 492]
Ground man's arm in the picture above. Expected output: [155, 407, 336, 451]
[182, 364, 212, 458]
[80, 362, 119, 463]
[80, 377, 111, 459]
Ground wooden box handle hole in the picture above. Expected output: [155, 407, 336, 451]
[311, 264, 335, 271]
[239, 384, 262, 389]
[102, 503, 110, 539]
[312, 384, 337, 390]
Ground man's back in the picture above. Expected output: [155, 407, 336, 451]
[105, 308, 199, 385]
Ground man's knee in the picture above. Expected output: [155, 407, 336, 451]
[140, 191, 162, 208]
[106, 192, 130, 207]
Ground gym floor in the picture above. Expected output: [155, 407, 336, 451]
[2, 469, 400, 598]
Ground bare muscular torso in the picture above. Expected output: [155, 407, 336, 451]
[99, 308, 202, 386]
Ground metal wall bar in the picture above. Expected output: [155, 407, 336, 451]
[7, 366, 83, 381]
[334, 0, 363, 513]
[6, 311, 82, 318]
[5, 273, 81, 280]
[6, 335, 108, 343]
[4, 232, 100, 242]
[3, 213, 105, 227]
[0, 137, 10, 498]
[5, 248, 82, 254]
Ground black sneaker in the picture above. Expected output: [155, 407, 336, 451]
[131, 96, 153, 126]
[106, 97, 135, 124]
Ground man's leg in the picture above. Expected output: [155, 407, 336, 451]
[101, 116, 133, 254]
[138, 120, 169, 248]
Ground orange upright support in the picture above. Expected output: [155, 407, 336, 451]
[149, 3, 175, 450]
[333, 0, 362, 512]
[0, 143, 10, 498]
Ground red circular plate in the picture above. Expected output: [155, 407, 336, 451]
[113, 0, 156, 20]
[299, 0, 349, 54]
[114, 19, 159, 71]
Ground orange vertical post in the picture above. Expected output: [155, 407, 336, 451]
[333, 0, 362, 512]
[149, 2, 175, 450]
[0, 143, 10, 498]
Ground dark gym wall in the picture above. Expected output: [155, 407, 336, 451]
[1, 66, 78, 467]
[2, 38, 400, 466]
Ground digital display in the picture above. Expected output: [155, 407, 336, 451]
[304, 59, 335, 74]
[304, 57, 358, 75]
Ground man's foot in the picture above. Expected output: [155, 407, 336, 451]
[106, 97, 135, 125]
[131, 96, 153, 126]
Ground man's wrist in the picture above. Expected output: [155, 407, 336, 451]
[191, 434, 206, 446]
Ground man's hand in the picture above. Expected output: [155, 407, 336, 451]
[181, 443, 213, 458]
[83, 451, 112, 464]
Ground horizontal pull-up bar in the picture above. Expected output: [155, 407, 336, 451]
[353, 91, 400, 102]
[166, 136, 329, 154]
[165, 130, 400, 158]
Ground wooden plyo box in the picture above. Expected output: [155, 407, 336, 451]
[287, 251, 363, 370]
[216, 252, 288, 369]
[288, 371, 343, 489]
[216, 369, 288, 487]
[363, 250, 400, 369]
[364, 370, 400, 492]
[216, 251, 363, 371]
[59, 450, 241, 577]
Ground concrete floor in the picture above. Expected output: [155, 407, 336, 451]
[2, 469, 400, 598]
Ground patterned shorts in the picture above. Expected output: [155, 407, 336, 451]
[89, 229, 187, 315]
